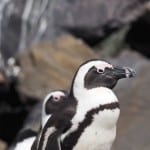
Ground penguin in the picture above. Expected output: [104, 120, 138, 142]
[31, 90, 68, 149]
[12, 90, 67, 150]
[37, 59, 135, 150]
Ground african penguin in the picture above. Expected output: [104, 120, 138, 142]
[13, 90, 67, 150]
[36, 59, 135, 150]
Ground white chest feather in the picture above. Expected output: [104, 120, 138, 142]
[42, 114, 51, 128]
[14, 137, 35, 150]
[61, 87, 120, 150]
[73, 108, 120, 150]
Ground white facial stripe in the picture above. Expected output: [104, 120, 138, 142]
[95, 63, 113, 71]
[42, 115, 52, 129]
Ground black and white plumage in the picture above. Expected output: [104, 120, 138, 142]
[37, 59, 135, 150]
[13, 90, 67, 150]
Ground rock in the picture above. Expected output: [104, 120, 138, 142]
[0, 49, 38, 144]
[125, 1, 150, 58]
[0, 139, 7, 150]
[95, 26, 129, 57]
[56, 0, 148, 45]
[109, 50, 150, 150]
[22, 101, 42, 132]
[17, 35, 96, 99]
[0, 0, 149, 58]
[0, 75, 38, 144]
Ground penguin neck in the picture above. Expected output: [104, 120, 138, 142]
[65, 86, 119, 141]
[72, 85, 118, 106]
[41, 114, 51, 129]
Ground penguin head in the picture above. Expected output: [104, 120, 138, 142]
[72, 59, 135, 92]
[42, 90, 67, 127]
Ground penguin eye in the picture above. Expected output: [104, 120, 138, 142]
[97, 69, 104, 74]
[52, 96, 59, 102]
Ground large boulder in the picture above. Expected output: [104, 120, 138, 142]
[0, 0, 149, 58]
[17, 35, 96, 99]
[111, 50, 150, 150]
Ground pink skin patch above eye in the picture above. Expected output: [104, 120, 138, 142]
[96, 63, 113, 71]
[52, 94, 65, 102]
[53, 96, 60, 102]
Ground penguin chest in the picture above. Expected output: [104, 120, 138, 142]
[73, 108, 120, 150]
[14, 137, 36, 150]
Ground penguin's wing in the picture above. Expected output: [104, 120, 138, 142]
[37, 97, 77, 150]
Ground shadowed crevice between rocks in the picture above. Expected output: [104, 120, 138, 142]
[0, 78, 39, 145]
[126, 14, 150, 58]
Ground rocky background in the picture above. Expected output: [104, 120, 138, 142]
[0, 0, 150, 150]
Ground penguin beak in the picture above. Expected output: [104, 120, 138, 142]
[112, 66, 136, 79]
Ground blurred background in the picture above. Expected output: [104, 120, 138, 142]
[0, 0, 150, 150]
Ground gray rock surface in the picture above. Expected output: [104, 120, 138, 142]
[0, 0, 149, 58]
[110, 50, 150, 150]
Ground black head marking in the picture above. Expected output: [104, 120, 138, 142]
[45, 93, 67, 115]
[70, 59, 104, 96]
[84, 66, 117, 89]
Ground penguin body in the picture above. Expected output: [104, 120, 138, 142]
[33, 90, 68, 149]
[61, 88, 120, 150]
